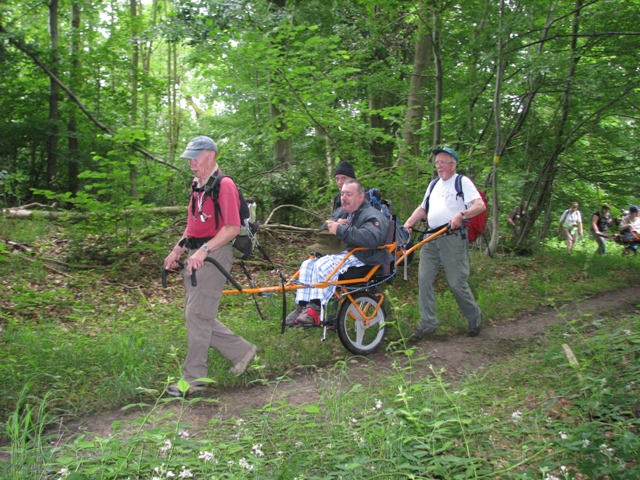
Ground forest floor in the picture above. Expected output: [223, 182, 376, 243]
[55, 285, 639, 443]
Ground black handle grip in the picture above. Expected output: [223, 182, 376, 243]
[161, 261, 194, 287]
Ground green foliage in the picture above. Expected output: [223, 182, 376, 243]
[4, 314, 638, 478]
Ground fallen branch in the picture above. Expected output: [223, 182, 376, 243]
[263, 204, 325, 226]
[21, 255, 71, 277]
[2, 206, 185, 219]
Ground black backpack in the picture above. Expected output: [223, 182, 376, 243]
[196, 173, 259, 260]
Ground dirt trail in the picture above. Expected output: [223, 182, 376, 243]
[59, 286, 639, 440]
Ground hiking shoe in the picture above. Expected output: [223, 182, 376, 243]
[413, 326, 437, 338]
[285, 305, 305, 326]
[469, 315, 482, 337]
[229, 344, 258, 376]
[166, 383, 206, 398]
[295, 303, 321, 326]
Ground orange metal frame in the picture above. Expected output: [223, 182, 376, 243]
[222, 226, 449, 296]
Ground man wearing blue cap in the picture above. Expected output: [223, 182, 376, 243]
[163, 136, 257, 397]
[619, 205, 640, 255]
[404, 147, 486, 338]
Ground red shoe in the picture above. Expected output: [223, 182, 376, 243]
[295, 303, 321, 325]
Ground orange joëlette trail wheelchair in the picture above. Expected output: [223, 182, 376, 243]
[163, 219, 450, 356]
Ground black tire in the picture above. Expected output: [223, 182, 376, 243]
[336, 290, 387, 355]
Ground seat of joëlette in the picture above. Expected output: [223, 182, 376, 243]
[336, 217, 398, 282]
[337, 262, 393, 281]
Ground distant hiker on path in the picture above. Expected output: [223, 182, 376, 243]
[591, 204, 613, 255]
[557, 202, 583, 253]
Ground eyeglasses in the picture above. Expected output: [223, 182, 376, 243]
[434, 161, 456, 166]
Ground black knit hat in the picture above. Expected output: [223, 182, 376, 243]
[333, 161, 356, 179]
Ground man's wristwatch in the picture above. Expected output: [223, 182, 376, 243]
[201, 244, 210, 253]
[461, 212, 467, 220]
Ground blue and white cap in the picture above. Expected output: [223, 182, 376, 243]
[180, 136, 218, 159]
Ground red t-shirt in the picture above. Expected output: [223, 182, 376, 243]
[186, 175, 241, 239]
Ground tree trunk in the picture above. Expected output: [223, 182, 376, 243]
[487, 0, 505, 256]
[520, 0, 583, 241]
[431, 9, 442, 150]
[270, 101, 292, 164]
[369, 93, 398, 168]
[46, 0, 60, 190]
[67, 2, 81, 196]
[129, 0, 140, 198]
[401, 0, 431, 162]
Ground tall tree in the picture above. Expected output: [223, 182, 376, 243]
[67, 1, 81, 195]
[46, 0, 60, 189]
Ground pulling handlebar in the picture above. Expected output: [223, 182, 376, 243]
[161, 258, 244, 292]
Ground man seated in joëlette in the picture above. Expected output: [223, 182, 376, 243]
[285, 179, 393, 326]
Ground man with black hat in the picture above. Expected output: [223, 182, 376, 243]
[286, 179, 393, 326]
[404, 147, 486, 338]
[163, 136, 257, 397]
[331, 161, 357, 213]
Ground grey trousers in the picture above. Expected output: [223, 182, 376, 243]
[592, 231, 607, 254]
[182, 243, 253, 384]
[417, 232, 482, 330]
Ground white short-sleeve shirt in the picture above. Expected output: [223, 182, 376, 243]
[420, 174, 481, 228]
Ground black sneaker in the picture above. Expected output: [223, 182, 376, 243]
[469, 315, 482, 337]
[166, 383, 206, 397]
[413, 326, 437, 338]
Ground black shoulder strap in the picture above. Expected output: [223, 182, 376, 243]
[454, 174, 465, 201]
[424, 178, 440, 213]
[203, 173, 226, 229]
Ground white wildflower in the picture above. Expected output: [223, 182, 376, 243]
[178, 430, 190, 439]
[166, 471, 175, 478]
[600, 443, 614, 453]
[252, 444, 264, 457]
[295, 441, 303, 448]
[561, 466, 567, 472]
[511, 410, 522, 421]
[623, 329, 632, 335]
[57, 468, 70, 478]
[178, 466, 194, 478]
[374, 399, 383, 409]
[238, 457, 254, 471]
[159, 439, 172, 453]
[559, 431, 568, 440]
[351, 418, 358, 423]
[583, 439, 590, 448]
[199, 451, 214, 463]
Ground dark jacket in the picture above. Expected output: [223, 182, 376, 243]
[336, 200, 394, 265]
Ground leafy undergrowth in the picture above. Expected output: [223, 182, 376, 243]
[2, 217, 640, 478]
[3, 312, 639, 479]
[2, 218, 640, 421]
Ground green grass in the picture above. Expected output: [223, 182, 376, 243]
[1, 219, 640, 478]
[3, 312, 637, 479]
